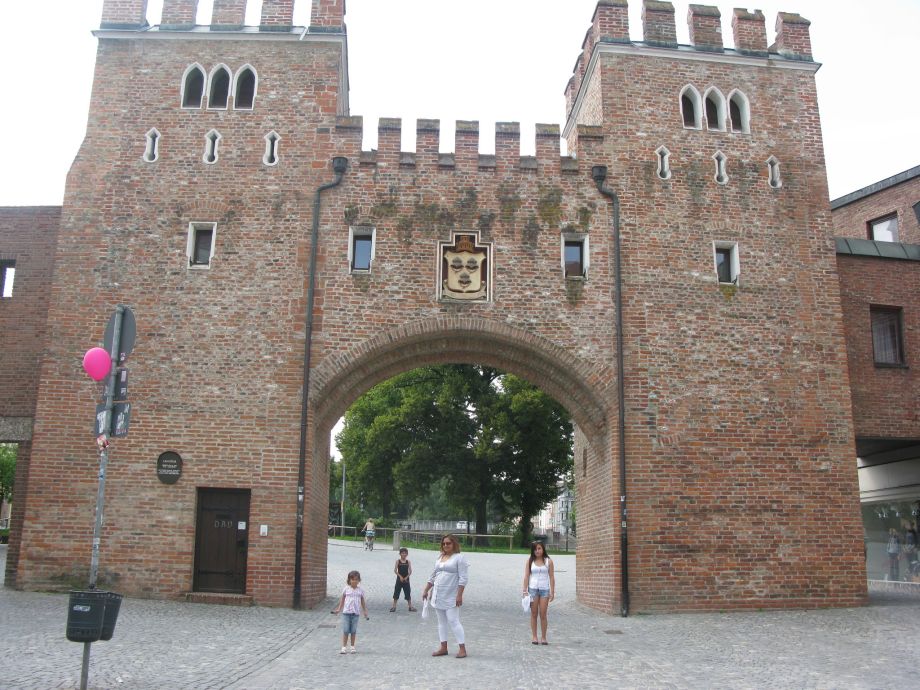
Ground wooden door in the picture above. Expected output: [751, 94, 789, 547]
[193, 488, 250, 593]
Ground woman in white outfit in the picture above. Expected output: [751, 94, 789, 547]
[521, 541, 555, 645]
[422, 534, 469, 658]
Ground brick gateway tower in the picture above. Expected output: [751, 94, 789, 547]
[8, 0, 867, 613]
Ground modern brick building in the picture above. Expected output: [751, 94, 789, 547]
[1, 0, 884, 613]
[831, 166, 920, 581]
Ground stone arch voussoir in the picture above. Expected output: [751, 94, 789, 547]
[311, 316, 613, 446]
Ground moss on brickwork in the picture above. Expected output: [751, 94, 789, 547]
[537, 187, 564, 228]
[499, 187, 522, 228]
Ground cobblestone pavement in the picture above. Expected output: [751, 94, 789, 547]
[2, 541, 918, 689]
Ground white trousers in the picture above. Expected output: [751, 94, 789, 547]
[435, 606, 465, 644]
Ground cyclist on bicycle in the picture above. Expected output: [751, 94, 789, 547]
[362, 518, 376, 551]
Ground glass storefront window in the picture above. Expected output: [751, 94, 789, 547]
[862, 500, 920, 581]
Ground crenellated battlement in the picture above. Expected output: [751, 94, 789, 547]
[100, 0, 343, 31]
[565, 2, 814, 127]
[333, 118, 595, 175]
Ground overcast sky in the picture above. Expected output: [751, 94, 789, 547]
[0, 0, 916, 206]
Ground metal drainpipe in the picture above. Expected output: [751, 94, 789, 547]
[592, 164, 630, 617]
[294, 155, 348, 610]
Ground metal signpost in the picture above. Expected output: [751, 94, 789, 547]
[74, 305, 135, 690]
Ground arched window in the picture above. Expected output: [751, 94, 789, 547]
[234, 66, 257, 110]
[766, 156, 782, 189]
[263, 132, 280, 166]
[208, 66, 231, 110]
[204, 129, 221, 164]
[143, 128, 160, 162]
[728, 90, 751, 134]
[680, 85, 702, 129]
[704, 88, 726, 131]
[181, 64, 205, 108]
[655, 145, 671, 180]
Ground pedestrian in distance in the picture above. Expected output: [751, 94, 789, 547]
[390, 546, 417, 612]
[522, 541, 555, 645]
[422, 534, 469, 658]
[330, 570, 369, 654]
[362, 518, 376, 550]
[886, 528, 901, 581]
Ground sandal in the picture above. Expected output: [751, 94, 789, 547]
[408, 606, 417, 612]
[531, 641, 539, 645]
[389, 607, 396, 612]
[540, 641, 548, 645]
[432, 649, 449, 657]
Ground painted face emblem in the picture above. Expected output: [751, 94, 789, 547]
[441, 235, 488, 301]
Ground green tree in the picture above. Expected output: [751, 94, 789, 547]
[335, 366, 572, 540]
[486, 375, 573, 545]
[0, 443, 16, 504]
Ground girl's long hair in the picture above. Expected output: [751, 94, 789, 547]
[528, 541, 549, 574]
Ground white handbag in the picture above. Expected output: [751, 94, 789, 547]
[421, 597, 430, 619]
[521, 593, 531, 613]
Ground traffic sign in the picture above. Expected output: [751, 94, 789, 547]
[111, 403, 131, 438]
[103, 307, 136, 364]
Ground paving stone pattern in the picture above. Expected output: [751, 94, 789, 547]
[2, 542, 917, 689]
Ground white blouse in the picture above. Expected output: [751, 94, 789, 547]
[428, 553, 469, 609]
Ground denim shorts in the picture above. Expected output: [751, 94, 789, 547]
[342, 613, 359, 635]
[528, 587, 550, 598]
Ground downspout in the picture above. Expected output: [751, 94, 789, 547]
[294, 155, 349, 609]
[592, 164, 630, 617]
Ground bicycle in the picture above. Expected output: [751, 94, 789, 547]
[364, 530, 375, 551]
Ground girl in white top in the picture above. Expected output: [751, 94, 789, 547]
[422, 534, 469, 658]
[521, 541, 555, 645]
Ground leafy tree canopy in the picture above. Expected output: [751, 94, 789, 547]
[0, 443, 17, 503]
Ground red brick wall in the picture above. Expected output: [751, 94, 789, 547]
[566, 7, 865, 611]
[16, 31, 347, 605]
[837, 254, 920, 439]
[0, 206, 60, 586]
[832, 174, 920, 244]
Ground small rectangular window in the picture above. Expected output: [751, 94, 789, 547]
[348, 227, 375, 273]
[187, 223, 216, 268]
[561, 235, 589, 279]
[564, 241, 583, 277]
[1, 260, 15, 297]
[868, 214, 899, 243]
[713, 242, 739, 285]
[871, 306, 905, 366]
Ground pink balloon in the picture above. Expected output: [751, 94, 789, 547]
[83, 347, 112, 381]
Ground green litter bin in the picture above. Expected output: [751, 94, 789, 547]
[99, 592, 123, 641]
[66, 590, 106, 642]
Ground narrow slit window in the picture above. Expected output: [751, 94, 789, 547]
[208, 66, 231, 110]
[143, 128, 160, 163]
[729, 91, 750, 133]
[656, 146, 671, 180]
[1, 260, 15, 298]
[181, 66, 205, 108]
[713, 151, 728, 184]
[561, 235, 589, 278]
[705, 89, 726, 131]
[767, 156, 782, 189]
[235, 67, 256, 110]
[187, 223, 216, 268]
[680, 85, 701, 129]
[204, 130, 221, 164]
[348, 227, 376, 272]
[868, 214, 899, 242]
[263, 132, 280, 166]
[871, 306, 905, 366]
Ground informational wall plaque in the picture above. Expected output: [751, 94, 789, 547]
[156, 451, 182, 485]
